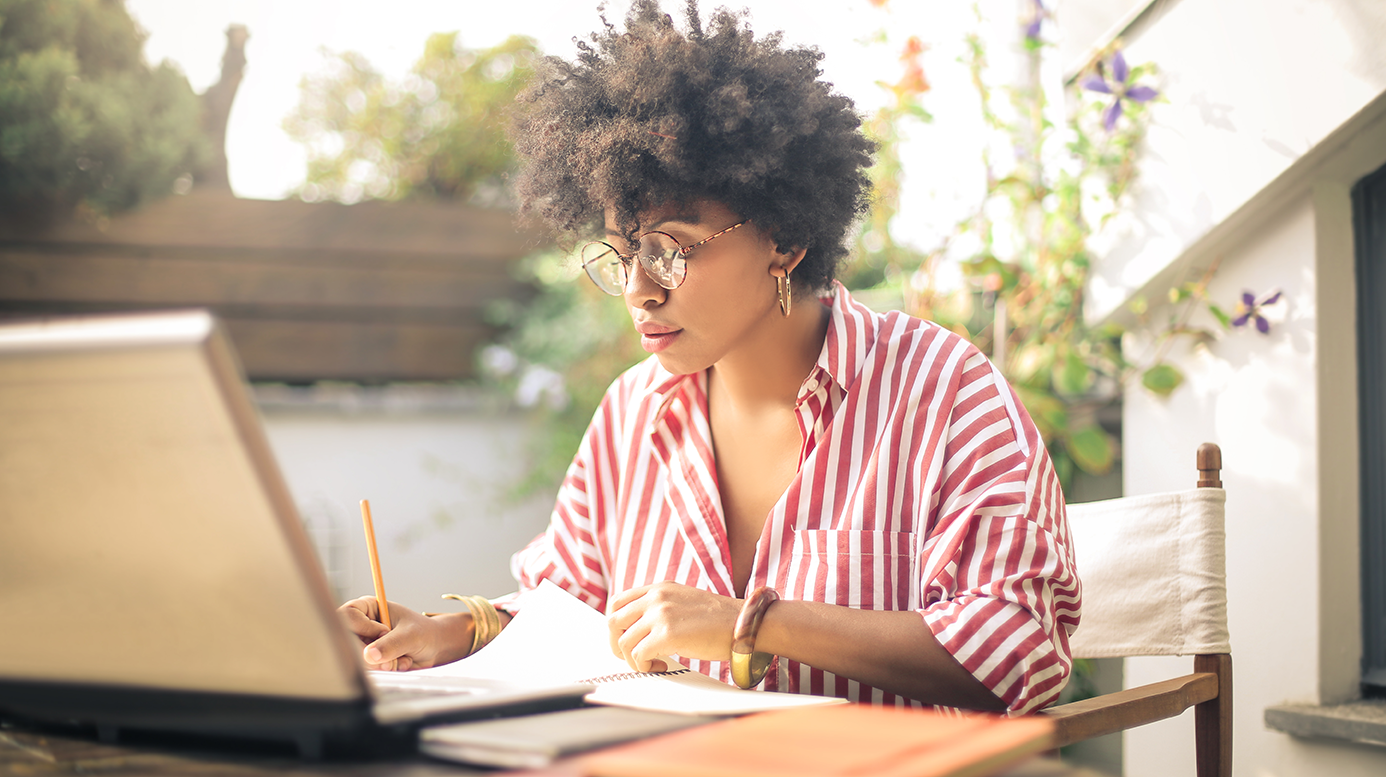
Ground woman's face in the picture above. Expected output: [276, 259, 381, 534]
[605, 199, 786, 376]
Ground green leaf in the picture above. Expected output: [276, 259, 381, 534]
[1050, 448, 1075, 493]
[1141, 363, 1185, 396]
[1066, 424, 1114, 474]
[1013, 385, 1067, 439]
[904, 103, 934, 122]
[1096, 322, 1125, 339]
[1053, 349, 1094, 396]
[1207, 303, 1232, 329]
[963, 254, 1003, 276]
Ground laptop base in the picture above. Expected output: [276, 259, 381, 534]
[0, 679, 587, 760]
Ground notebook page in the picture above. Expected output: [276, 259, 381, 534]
[414, 580, 637, 686]
[411, 581, 844, 715]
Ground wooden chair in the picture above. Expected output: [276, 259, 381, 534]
[1039, 443, 1232, 777]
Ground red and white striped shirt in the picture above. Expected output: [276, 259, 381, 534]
[510, 284, 1080, 714]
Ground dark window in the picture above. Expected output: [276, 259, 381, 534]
[1354, 161, 1386, 693]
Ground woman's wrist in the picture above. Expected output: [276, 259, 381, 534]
[427, 604, 512, 665]
[430, 611, 477, 665]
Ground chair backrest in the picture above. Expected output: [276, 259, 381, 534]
[1042, 443, 1232, 777]
[1066, 488, 1229, 658]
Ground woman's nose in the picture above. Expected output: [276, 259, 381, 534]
[623, 258, 667, 309]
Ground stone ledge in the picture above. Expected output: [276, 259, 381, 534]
[1265, 700, 1386, 748]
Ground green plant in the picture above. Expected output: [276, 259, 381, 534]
[284, 31, 642, 495]
[854, 2, 1289, 489]
[0, 0, 207, 219]
[284, 33, 538, 204]
[849, 2, 1165, 488]
[481, 250, 648, 496]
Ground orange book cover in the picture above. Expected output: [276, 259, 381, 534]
[580, 703, 1053, 777]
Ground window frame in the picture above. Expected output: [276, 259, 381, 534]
[1353, 161, 1386, 693]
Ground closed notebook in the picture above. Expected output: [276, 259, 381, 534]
[420, 707, 719, 769]
[579, 703, 1054, 777]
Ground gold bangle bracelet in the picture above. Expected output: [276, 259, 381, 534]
[441, 593, 502, 656]
[731, 587, 779, 689]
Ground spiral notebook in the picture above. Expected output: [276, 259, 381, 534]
[408, 581, 846, 716]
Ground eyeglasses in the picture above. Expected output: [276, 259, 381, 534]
[579, 220, 748, 296]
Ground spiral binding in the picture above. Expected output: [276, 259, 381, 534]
[577, 668, 691, 684]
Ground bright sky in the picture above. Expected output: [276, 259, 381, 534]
[125, 0, 1008, 247]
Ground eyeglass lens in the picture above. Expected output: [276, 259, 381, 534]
[580, 242, 626, 295]
[637, 232, 685, 290]
[580, 232, 686, 295]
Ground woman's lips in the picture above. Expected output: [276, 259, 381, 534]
[635, 322, 682, 353]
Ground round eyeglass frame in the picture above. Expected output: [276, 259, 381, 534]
[579, 220, 748, 296]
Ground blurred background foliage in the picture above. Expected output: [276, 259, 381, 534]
[283, 32, 538, 206]
[842, 3, 1160, 489]
[0, 0, 207, 220]
[287, 31, 647, 496]
[481, 255, 649, 499]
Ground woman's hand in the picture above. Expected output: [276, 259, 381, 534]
[606, 582, 742, 673]
[337, 597, 473, 671]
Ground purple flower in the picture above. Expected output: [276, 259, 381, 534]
[1025, 0, 1046, 42]
[1231, 289, 1283, 334]
[1081, 51, 1159, 130]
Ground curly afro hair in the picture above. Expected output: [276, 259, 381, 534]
[511, 0, 876, 292]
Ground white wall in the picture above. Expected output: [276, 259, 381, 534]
[1121, 196, 1341, 777]
[1060, 0, 1386, 774]
[252, 386, 555, 613]
[1117, 111, 1386, 774]
[1077, 0, 1386, 323]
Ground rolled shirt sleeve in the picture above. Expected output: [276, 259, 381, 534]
[918, 357, 1079, 714]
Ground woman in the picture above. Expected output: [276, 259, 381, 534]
[341, 0, 1079, 715]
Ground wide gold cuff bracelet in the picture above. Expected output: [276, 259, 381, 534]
[441, 593, 502, 656]
[731, 586, 779, 690]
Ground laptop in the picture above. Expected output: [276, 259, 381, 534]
[0, 310, 592, 757]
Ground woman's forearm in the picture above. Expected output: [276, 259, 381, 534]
[755, 599, 1006, 711]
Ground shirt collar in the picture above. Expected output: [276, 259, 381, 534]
[810, 281, 874, 397]
[651, 363, 696, 424]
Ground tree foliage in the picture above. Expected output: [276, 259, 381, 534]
[0, 0, 207, 218]
[284, 33, 538, 204]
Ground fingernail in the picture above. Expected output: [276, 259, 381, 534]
[365, 646, 382, 663]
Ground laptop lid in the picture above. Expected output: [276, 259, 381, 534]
[0, 310, 586, 751]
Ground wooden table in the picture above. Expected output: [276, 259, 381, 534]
[0, 719, 1110, 777]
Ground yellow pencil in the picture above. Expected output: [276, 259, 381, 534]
[359, 499, 391, 629]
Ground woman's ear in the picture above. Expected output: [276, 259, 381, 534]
[770, 244, 808, 277]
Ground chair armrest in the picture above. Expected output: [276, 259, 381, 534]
[1039, 672, 1219, 748]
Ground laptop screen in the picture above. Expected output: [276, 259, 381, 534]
[0, 311, 365, 702]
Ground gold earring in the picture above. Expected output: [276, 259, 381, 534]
[777, 272, 792, 317]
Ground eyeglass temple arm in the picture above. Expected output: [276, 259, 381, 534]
[678, 220, 748, 255]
